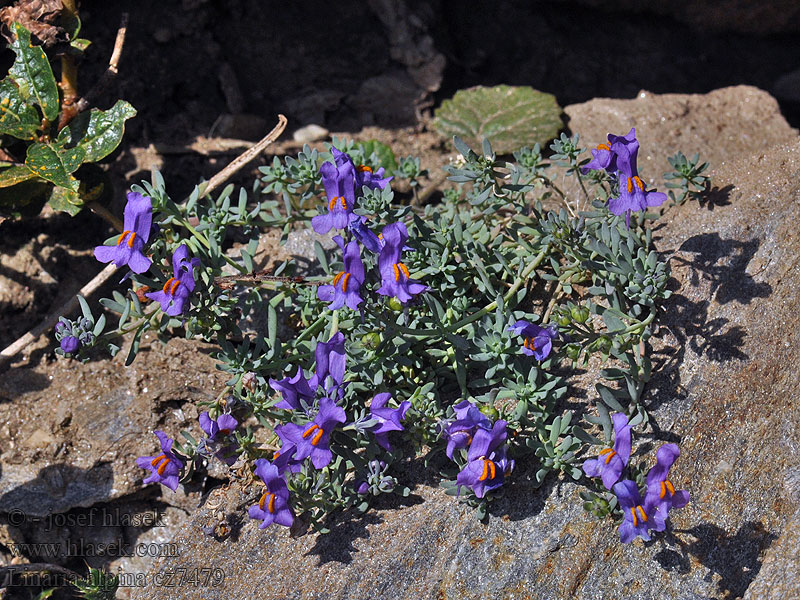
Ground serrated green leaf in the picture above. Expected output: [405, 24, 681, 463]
[9, 23, 59, 121]
[0, 79, 40, 140]
[56, 100, 136, 163]
[355, 139, 398, 172]
[47, 184, 83, 215]
[26, 142, 84, 190]
[434, 85, 562, 154]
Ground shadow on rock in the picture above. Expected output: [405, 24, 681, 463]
[657, 521, 777, 599]
[696, 184, 734, 211]
[647, 234, 770, 411]
[676, 234, 771, 306]
[0, 463, 114, 519]
[304, 509, 384, 565]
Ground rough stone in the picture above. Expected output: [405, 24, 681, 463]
[557, 0, 800, 34]
[0, 335, 226, 517]
[564, 85, 798, 191]
[131, 88, 800, 599]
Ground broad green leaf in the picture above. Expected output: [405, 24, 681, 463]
[56, 100, 137, 162]
[0, 179, 50, 217]
[25, 142, 85, 191]
[356, 139, 398, 172]
[9, 23, 59, 121]
[0, 79, 40, 140]
[47, 184, 83, 215]
[434, 85, 563, 154]
[0, 165, 37, 189]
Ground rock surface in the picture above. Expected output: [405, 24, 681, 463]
[131, 86, 800, 599]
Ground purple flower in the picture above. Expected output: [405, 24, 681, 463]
[269, 366, 315, 411]
[277, 397, 346, 469]
[271, 442, 303, 475]
[348, 215, 382, 253]
[583, 128, 665, 227]
[94, 192, 153, 274]
[311, 158, 357, 234]
[644, 443, 690, 530]
[136, 431, 184, 492]
[608, 174, 667, 228]
[332, 148, 393, 191]
[145, 245, 201, 316]
[508, 320, 557, 361]
[444, 399, 491, 459]
[248, 459, 294, 528]
[612, 479, 659, 543]
[582, 413, 632, 490]
[581, 128, 639, 176]
[199, 412, 239, 466]
[60, 335, 81, 354]
[368, 393, 411, 451]
[310, 332, 346, 393]
[456, 421, 513, 498]
[376, 222, 427, 303]
[317, 236, 365, 310]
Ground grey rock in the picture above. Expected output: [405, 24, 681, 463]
[553, 0, 800, 34]
[131, 86, 800, 599]
[292, 124, 329, 144]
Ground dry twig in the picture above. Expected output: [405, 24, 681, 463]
[0, 115, 289, 367]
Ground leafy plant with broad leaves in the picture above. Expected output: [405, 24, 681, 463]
[433, 85, 563, 154]
[0, 21, 135, 217]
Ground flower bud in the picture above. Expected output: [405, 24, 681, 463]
[361, 332, 381, 350]
[387, 297, 404, 312]
[565, 344, 581, 361]
[571, 305, 590, 323]
[479, 405, 500, 421]
[60, 336, 81, 354]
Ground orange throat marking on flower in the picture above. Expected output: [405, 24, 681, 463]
[599, 448, 617, 464]
[303, 424, 324, 446]
[259, 492, 276, 513]
[332, 271, 351, 292]
[630, 505, 648, 527]
[392, 263, 410, 282]
[627, 176, 645, 194]
[523, 337, 537, 351]
[479, 458, 497, 481]
[328, 195, 347, 211]
[358, 165, 373, 173]
[117, 230, 135, 246]
[597, 143, 611, 152]
[660, 480, 676, 499]
[151, 454, 170, 475]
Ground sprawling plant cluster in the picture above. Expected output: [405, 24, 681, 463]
[63, 127, 709, 542]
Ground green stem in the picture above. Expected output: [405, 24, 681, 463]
[449, 246, 549, 334]
[622, 309, 655, 335]
[176, 217, 248, 274]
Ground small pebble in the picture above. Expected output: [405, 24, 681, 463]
[293, 124, 329, 144]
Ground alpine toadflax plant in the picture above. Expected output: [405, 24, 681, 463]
[69, 123, 691, 541]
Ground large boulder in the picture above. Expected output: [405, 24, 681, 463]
[131, 86, 800, 599]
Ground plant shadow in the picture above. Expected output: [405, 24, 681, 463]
[653, 521, 777, 599]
